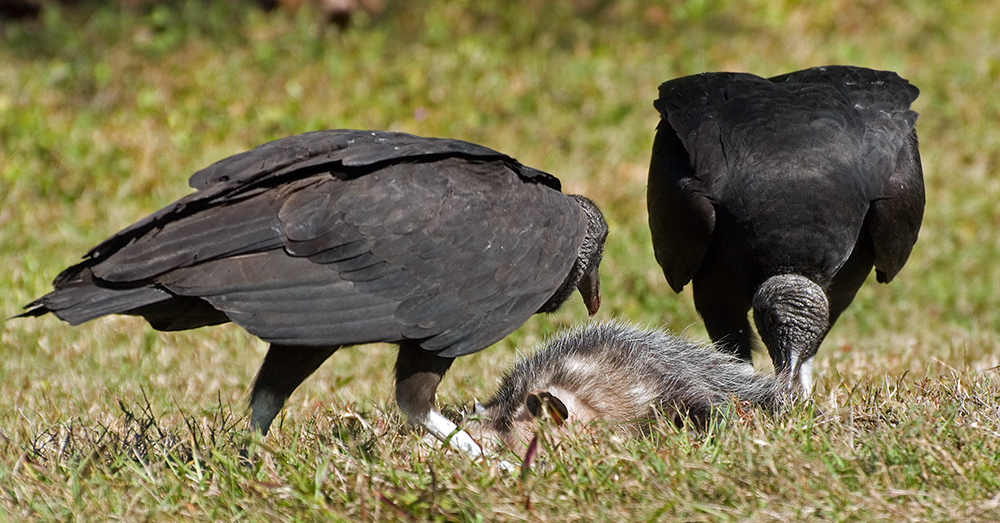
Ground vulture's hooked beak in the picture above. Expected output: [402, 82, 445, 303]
[577, 267, 601, 317]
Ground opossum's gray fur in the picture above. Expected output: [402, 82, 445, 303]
[470, 320, 786, 450]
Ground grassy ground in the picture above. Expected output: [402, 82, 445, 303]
[3, 0, 1000, 521]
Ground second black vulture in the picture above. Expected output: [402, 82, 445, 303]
[20, 129, 608, 457]
[647, 66, 924, 395]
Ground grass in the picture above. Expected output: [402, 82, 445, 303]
[2, 0, 1000, 520]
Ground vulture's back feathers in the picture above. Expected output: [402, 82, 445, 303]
[23, 130, 601, 359]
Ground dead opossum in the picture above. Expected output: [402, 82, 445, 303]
[468, 321, 786, 451]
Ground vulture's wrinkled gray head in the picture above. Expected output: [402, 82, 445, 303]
[752, 274, 830, 396]
[539, 195, 607, 316]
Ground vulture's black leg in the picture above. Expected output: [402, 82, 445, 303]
[248, 344, 339, 435]
[699, 311, 755, 362]
[689, 218, 757, 362]
[394, 342, 483, 457]
[692, 279, 755, 362]
[827, 231, 876, 327]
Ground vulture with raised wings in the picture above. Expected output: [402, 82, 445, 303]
[21, 130, 608, 457]
[647, 66, 924, 394]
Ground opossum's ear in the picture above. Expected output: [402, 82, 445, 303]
[526, 391, 570, 426]
[526, 393, 544, 418]
[548, 396, 569, 424]
[473, 400, 486, 416]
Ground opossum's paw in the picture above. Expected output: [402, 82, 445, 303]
[495, 459, 518, 473]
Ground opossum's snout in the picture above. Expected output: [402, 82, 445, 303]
[465, 390, 577, 455]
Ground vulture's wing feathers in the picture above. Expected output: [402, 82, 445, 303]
[158, 251, 401, 347]
[188, 129, 562, 190]
[865, 128, 924, 283]
[69, 131, 561, 283]
[771, 66, 924, 282]
[646, 116, 715, 293]
[649, 69, 915, 290]
[646, 74, 764, 292]
[648, 72, 854, 291]
[164, 158, 584, 357]
[29, 135, 586, 359]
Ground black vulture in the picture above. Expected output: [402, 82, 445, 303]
[469, 321, 784, 453]
[647, 66, 924, 395]
[20, 129, 608, 457]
